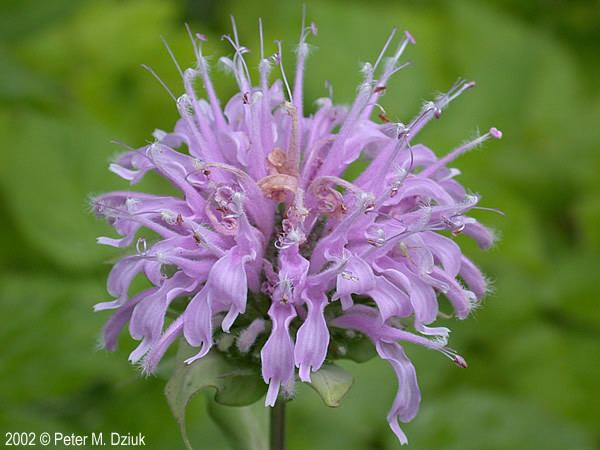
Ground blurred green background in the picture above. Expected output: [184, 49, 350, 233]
[1, 0, 599, 449]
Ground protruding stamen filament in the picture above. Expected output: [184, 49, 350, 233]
[141, 64, 176, 102]
[324, 80, 333, 99]
[184, 24, 227, 132]
[420, 127, 503, 178]
[161, 36, 184, 78]
[293, 8, 317, 117]
[439, 347, 468, 368]
[373, 27, 398, 74]
[275, 41, 294, 102]
[408, 80, 477, 138]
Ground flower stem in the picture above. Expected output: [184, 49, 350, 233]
[270, 399, 286, 450]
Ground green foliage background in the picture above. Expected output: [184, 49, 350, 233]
[1, 0, 599, 448]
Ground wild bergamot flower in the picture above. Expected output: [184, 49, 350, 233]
[93, 18, 501, 445]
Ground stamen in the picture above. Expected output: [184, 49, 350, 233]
[361, 29, 415, 121]
[221, 34, 252, 91]
[324, 80, 333, 99]
[472, 206, 505, 216]
[184, 23, 200, 60]
[442, 215, 466, 235]
[388, 60, 412, 77]
[406, 80, 476, 139]
[141, 64, 176, 102]
[439, 347, 468, 368]
[175, 94, 209, 153]
[447, 79, 476, 104]
[420, 127, 503, 178]
[257, 18, 275, 153]
[161, 36, 184, 78]
[109, 139, 136, 153]
[489, 127, 503, 139]
[387, 35, 415, 80]
[259, 18, 265, 60]
[230, 14, 240, 41]
[182, 68, 220, 156]
[309, 175, 365, 198]
[275, 41, 294, 102]
[373, 27, 397, 74]
[184, 23, 227, 132]
[293, 7, 316, 116]
[372, 103, 390, 123]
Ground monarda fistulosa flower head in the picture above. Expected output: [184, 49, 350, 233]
[92, 17, 501, 445]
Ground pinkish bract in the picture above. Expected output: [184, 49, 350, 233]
[93, 17, 501, 445]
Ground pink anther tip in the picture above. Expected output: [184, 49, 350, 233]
[489, 127, 503, 139]
[454, 355, 468, 369]
[404, 30, 416, 45]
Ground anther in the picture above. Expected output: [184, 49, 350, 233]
[451, 223, 465, 235]
[379, 112, 390, 123]
[453, 354, 468, 369]
[489, 127, 503, 139]
[192, 232, 205, 246]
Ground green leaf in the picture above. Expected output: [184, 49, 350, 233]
[165, 341, 267, 449]
[0, 49, 58, 105]
[0, 0, 85, 43]
[308, 363, 354, 407]
[0, 110, 123, 271]
[395, 390, 595, 450]
[0, 274, 132, 402]
[206, 397, 268, 450]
